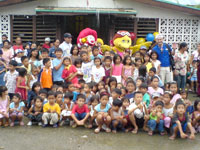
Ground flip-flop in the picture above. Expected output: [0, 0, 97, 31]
[94, 127, 101, 133]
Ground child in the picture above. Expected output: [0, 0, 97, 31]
[90, 46, 103, 60]
[74, 58, 83, 81]
[93, 92, 111, 133]
[42, 37, 51, 50]
[148, 67, 164, 88]
[192, 100, 200, 133]
[62, 57, 78, 84]
[27, 82, 41, 108]
[9, 93, 25, 126]
[0, 59, 6, 86]
[108, 88, 121, 106]
[189, 60, 197, 92]
[136, 77, 144, 91]
[55, 91, 63, 109]
[180, 90, 193, 115]
[147, 101, 165, 136]
[39, 89, 48, 104]
[0, 86, 9, 126]
[121, 98, 130, 124]
[143, 53, 152, 73]
[40, 48, 53, 69]
[83, 83, 93, 104]
[107, 77, 117, 94]
[125, 81, 136, 103]
[148, 76, 164, 96]
[139, 83, 150, 108]
[71, 94, 90, 128]
[111, 54, 123, 83]
[28, 66, 39, 89]
[128, 91, 148, 134]
[169, 81, 181, 105]
[91, 57, 105, 83]
[88, 95, 99, 128]
[70, 45, 79, 64]
[111, 99, 126, 133]
[103, 56, 112, 83]
[150, 51, 160, 75]
[80, 51, 93, 83]
[122, 56, 133, 86]
[4, 60, 18, 99]
[38, 58, 53, 91]
[42, 91, 61, 128]
[21, 56, 31, 74]
[170, 99, 195, 140]
[27, 96, 43, 126]
[15, 68, 29, 101]
[13, 49, 24, 65]
[60, 92, 74, 126]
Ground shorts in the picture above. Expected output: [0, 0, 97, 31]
[61, 110, 71, 117]
[191, 77, 197, 82]
[75, 112, 86, 120]
[172, 122, 187, 135]
[111, 120, 123, 129]
[135, 116, 144, 128]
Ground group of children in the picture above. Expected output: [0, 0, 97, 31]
[0, 40, 199, 141]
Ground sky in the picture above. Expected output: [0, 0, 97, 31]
[167, 0, 200, 5]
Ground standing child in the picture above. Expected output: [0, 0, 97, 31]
[74, 58, 83, 81]
[83, 83, 93, 104]
[27, 82, 41, 108]
[103, 56, 112, 83]
[90, 46, 103, 60]
[28, 66, 38, 89]
[148, 76, 164, 96]
[15, 68, 29, 101]
[143, 53, 152, 73]
[0, 86, 9, 126]
[189, 60, 198, 92]
[192, 100, 200, 133]
[0, 59, 6, 86]
[150, 51, 161, 75]
[139, 83, 150, 108]
[169, 82, 181, 105]
[9, 93, 25, 126]
[42, 91, 61, 128]
[91, 57, 105, 83]
[27, 96, 43, 126]
[108, 88, 121, 106]
[111, 54, 123, 83]
[122, 56, 133, 86]
[88, 95, 99, 128]
[125, 81, 136, 103]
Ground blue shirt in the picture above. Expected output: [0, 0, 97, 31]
[90, 54, 103, 60]
[125, 92, 135, 99]
[9, 101, 25, 113]
[152, 43, 172, 67]
[95, 103, 111, 113]
[52, 58, 64, 82]
[49, 46, 56, 58]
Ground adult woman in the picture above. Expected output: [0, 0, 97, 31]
[174, 42, 189, 91]
[1, 40, 14, 65]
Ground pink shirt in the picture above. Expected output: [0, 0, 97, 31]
[2, 48, 13, 64]
[112, 63, 123, 76]
[148, 87, 164, 96]
[170, 94, 181, 105]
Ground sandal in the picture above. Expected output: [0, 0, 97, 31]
[106, 128, 111, 133]
[10, 122, 14, 127]
[148, 131, 153, 136]
[160, 131, 165, 136]
[94, 127, 101, 133]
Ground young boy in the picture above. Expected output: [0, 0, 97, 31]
[80, 51, 93, 83]
[139, 83, 150, 108]
[4, 60, 18, 99]
[38, 58, 53, 91]
[90, 46, 103, 60]
[103, 56, 112, 83]
[170, 99, 195, 140]
[40, 48, 53, 69]
[125, 81, 136, 103]
[128, 91, 148, 134]
[83, 83, 93, 104]
[147, 101, 165, 136]
[71, 94, 90, 128]
[148, 67, 163, 88]
[108, 88, 121, 106]
[111, 99, 126, 133]
[39, 89, 48, 104]
[42, 91, 61, 128]
[52, 48, 64, 86]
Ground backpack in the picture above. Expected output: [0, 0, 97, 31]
[166, 44, 175, 71]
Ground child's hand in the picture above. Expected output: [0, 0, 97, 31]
[47, 109, 51, 113]
[51, 110, 56, 113]
[26, 86, 30, 90]
[157, 112, 161, 118]
[34, 112, 40, 115]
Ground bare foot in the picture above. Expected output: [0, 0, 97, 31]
[112, 129, 117, 133]
[188, 134, 195, 140]
[94, 127, 101, 134]
[143, 126, 149, 132]
[132, 128, 138, 134]
[148, 131, 153, 136]
[169, 135, 176, 140]
[88, 124, 92, 129]
[180, 133, 188, 139]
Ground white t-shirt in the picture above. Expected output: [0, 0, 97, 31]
[152, 60, 161, 72]
[91, 66, 105, 83]
[128, 102, 145, 119]
[81, 61, 93, 83]
[59, 41, 72, 57]
[192, 51, 200, 61]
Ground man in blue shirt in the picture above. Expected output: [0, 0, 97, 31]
[152, 34, 174, 84]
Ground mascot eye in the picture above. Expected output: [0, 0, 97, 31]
[127, 40, 130, 43]
[122, 40, 125, 43]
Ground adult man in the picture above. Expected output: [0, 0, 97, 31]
[59, 33, 72, 57]
[0, 34, 8, 48]
[152, 34, 174, 84]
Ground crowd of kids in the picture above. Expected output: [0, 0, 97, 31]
[0, 34, 200, 140]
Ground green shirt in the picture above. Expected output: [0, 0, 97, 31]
[143, 93, 150, 108]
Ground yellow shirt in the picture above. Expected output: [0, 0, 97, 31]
[146, 62, 153, 73]
[43, 102, 61, 115]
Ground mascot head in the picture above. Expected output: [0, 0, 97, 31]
[113, 30, 132, 52]
[77, 28, 97, 48]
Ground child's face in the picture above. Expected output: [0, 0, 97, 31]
[76, 63, 82, 68]
[35, 99, 42, 108]
[94, 59, 101, 66]
[104, 51, 110, 57]
[57, 87, 63, 93]
[34, 86, 41, 93]
[181, 93, 187, 99]
[163, 94, 171, 104]
[32, 50, 38, 57]
[32, 69, 38, 76]
[100, 95, 109, 106]
[152, 78, 159, 87]
[93, 48, 99, 56]
[2, 90, 8, 96]
[12, 96, 20, 103]
[115, 57, 121, 64]
[126, 57, 131, 65]
[55, 51, 63, 58]
[136, 60, 142, 67]
[45, 61, 51, 68]
[170, 84, 178, 94]
[176, 104, 186, 115]
[126, 83, 135, 93]
[111, 92, 119, 99]
[98, 84, 104, 91]
[110, 81, 117, 90]
[81, 53, 88, 61]
[144, 55, 150, 62]
[91, 99, 99, 107]
[151, 53, 157, 60]
[139, 88, 147, 94]
[117, 83, 122, 89]
[68, 84, 75, 92]
[72, 47, 78, 55]
[136, 79, 142, 88]
[123, 100, 130, 108]
[41, 52, 49, 59]
[64, 98, 71, 104]
[22, 58, 29, 66]
[149, 71, 155, 77]
[63, 59, 71, 66]
[9, 64, 15, 71]
[112, 105, 120, 111]
[39, 93, 47, 100]
[155, 105, 163, 113]
[121, 89, 126, 96]
[48, 95, 56, 104]
[134, 94, 143, 104]
[84, 84, 91, 93]
[77, 98, 85, 107]
[45, 41, 50, 45]
[104, 59, 112, 66]
[135, 53, 140, 58]
[80, 47, 87, 52]
[56, 94, 63, 103]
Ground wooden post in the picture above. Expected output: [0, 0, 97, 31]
[134, 18, 138, 45]
[156, 18, 159, 32]
[10, 15, 13, 44]
[56, 16, 61, 41]
[32, 15, 36, 42]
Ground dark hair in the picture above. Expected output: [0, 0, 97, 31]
[175, 99, 185, 109]
[123, 55, 132, 65]
[55, 48, 63, 53]
[134, 91, 143, 97]
[139, 65, 147, 78]
[179, 42, 187, 50]
[85, 83, 93, 89]
[63, 57, 71, 62]
[2, 34, 7, 38]
[47, 91, 55, 97]
[194, 100, 200, 111]
[55, 91, 63, 97]
[80, 51, 88, 57]
[151, 76, 159, 82]
[180, 90, 188, 97]
[41, 48, 49, 54]
[74, 58, 82, 66]
[137, 76, 145, 83]
[144, 53, 150, 62]
[149, 67, 156, 73]
[77, 94, 86, 101]
[169, 81, 178, 89]
[53, 38, 60, 43]
[92, 46, 99, 52]
[100, 92, 109, 99]
[39, 89, 48, 95]
[9, 60, 18, 67]
[94, 57, 101, 64]
[104, 56, 112, 62]
[121, 97, 130, 103]
[78, 79, 85, 85]
[64, 92, 74, 100]
[18, 68, 27, 77]
[112, 88, 122, 95]
[70, 45, 78, 55]
[126, 80, 136, 87]
[108, 77, 117, 87]
[32, 82, 41, 91]
[164, 91, 173, 99]
[34, 96, 43, 103]
[30, 48, 39, 60]
[98, 81, 105, 87]
[21, 56, 28, 63]
[150, 51, 158, 59]
[139, 83, 148, 89]
[64, 82, 72, 89]
[13, 93, 21, 100]
[3, 40, 10, 45]
[90, 95, 99, 103]
[113, 54, 122, 64]
[0, 86, 7, 97]
[43, 58, 50, 65]
[135, 57, 142, 63]
[112, 99, 122, 107]
[155, 100, 164, 107]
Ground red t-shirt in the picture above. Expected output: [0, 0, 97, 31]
[42, 44, 50, 50]
[62, 65, 78, 84]
[13, 45, 24, 51]
[72, 104, 89, 114]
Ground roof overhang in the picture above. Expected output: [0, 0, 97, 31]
[35, 7, 137, 16]
[0, 0, 34, 7]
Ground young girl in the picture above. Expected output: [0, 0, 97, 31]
[29, 48, 41, 70]
[70, 45, 80, 64]
[163, 92, 174, 129]
[103, 56, 112, 83]
[190, 60, 198, 92]
[169, 82, 181, 105]
[27, 96, 43, 126]
[107, 77, 117, 94]
[122, 56, 133, 86]
[150, 52, 161, 75]
[136, 77, 145, 91]
[15, 68, 29, 101]
[111, 54, 123, 83]
[192, 100, 200, 133]
[27, 82, 41, 108]
[55, 91, 64, 109]
[62, 57, 78, 84]
[0, 86, 9, 126]
[148, 76, 164, 96]
[88, 95, 99, 128]
[93, 92, 111, 133]
[143, 53, 152, 73]
[28, 66, 38, 89]
[91, 57, 105, 83]
[74, 58, 83, 81]
[9, 93, 25, 126]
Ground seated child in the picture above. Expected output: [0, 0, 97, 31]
[170, 99, 195, 140]
[192, 100, 200, 133]
[139, 83, 150, 108]
[111, 99, 127, 133]
[9, 93, 25, 126]
[39, 89, 48, 104]
[83, 83, 93, 104]
[125, 80, 136, 103]
[88, 95, 99, 128]
[27, 96, 43, 126]
[180, 90, 194, 115]
[55, 91, 64, 109]
[108, 88, 121, 106]
[71, 94, 90, 128]
[147, 101, 165, 136]
[42, 91, 61, 128]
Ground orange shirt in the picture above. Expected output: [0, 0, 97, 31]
[40, 68, 53, 88]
